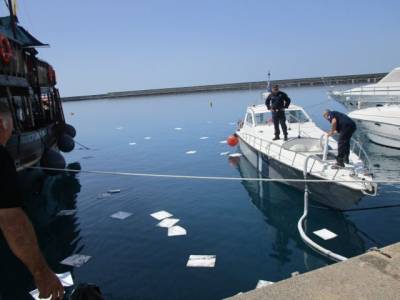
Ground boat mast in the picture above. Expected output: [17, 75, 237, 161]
[6, 0, 17, 38]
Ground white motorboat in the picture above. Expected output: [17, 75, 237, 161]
[236, 104, 377, 210]
[348, 105, 400, 149]
[330, 67, 400, 111]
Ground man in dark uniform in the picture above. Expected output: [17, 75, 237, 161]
[265, 84, 291, 141]
[323, 109, 357, 168]
[0, 102, 64, 299]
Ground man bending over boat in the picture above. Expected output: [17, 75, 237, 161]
[265, 84, 291, 141]
[323, 110, 357, 169]
[0, 102, 64, 299]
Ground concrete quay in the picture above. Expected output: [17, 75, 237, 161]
[228, 242, 400, 300]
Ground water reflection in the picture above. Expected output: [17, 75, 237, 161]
[0, 164, 82, 299]
[236, 156, 372, 266]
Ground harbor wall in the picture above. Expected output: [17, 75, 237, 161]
[62, 72, 387, 102]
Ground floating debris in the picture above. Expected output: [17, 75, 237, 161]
[220, 151, 230, 156]
[30, 272, 74, 299]
[229, 153, 242, 158]
[151, 211, 173, 220]
[174, 127, 182, 131]
[97, 192, 111, 199]
[219, 140, 228, 144]
[313, 228, 337, 240]
[144, 136, 152, 140]
[129, 142, 137, 146]
[200, 137, 209, 140]
[157, 218, 180, 228]
[111, 211, 132, 220]
[255, 280, 274, 289]
[82, 156, 94, 160]
[108, 189, 121, 194]
[186, 255, 216, 268]
[186, 150, 197, 155]
[60, 254, 91, 267]
[168, 226, 187, 237]
[57, 210, 77, 217]
[116, 127, 124, 130]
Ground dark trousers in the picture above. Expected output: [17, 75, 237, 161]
[337, 125, 356, 164]
[272, 110, 288, 137]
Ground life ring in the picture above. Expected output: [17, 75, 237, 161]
[0, 34, 13, 65]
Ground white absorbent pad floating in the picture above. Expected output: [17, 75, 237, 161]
[200, 137, 209, 140]
[220, 151, 230, 156]
[313, 228, 337, 240]
[256, 280, 274, 289]
[115, 127, 124, 130]
[108, 189, 121, 194]
[219, 140, 228, 144]
[186, 150, 197, 154]
[57, 210, 76, 216]
[129, 142, 136, 146]
[157, 218, 180, 228]
[110, 211, 132, 220]
[174, 127, 182, 130]
[151, 211, 173, 220]
[60, 254, 91, 267]
[168, 226, 187, 237]
[30, 272, 74, 300]
[144, 136, 152, 140]
[186, 255, 216, 268]
[229, 153, 242, 158]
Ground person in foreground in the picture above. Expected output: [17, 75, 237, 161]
[0, 102, 64, 299]
[323, 109, 357, 169]
[265, 84, 291, 141]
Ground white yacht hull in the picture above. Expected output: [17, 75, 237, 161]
[353, 120, 400, 149]
[238, 138, 364, 210]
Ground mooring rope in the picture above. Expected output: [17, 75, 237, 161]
[27, 166, 400, 184]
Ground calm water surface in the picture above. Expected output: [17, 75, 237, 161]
[2, 86, 400, 300]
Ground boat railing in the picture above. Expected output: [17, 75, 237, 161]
[337, 85, 400, 97]
[240, 131, 372, 181]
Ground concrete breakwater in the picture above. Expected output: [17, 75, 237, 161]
[62, 72, 386, 102]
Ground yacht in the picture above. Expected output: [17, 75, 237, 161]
[348, 105, 400, 149]
[236, 104, 377, 210]
[330, 67, 400, 111]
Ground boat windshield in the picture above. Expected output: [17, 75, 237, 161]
[286, 110, 310, 123]
[253, 109, 310, 126]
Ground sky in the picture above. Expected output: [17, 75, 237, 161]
[7, 0, 400, 97]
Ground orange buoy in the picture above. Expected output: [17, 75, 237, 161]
[227, 134, 239, 147]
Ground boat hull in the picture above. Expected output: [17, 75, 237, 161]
[238, 138, 364, 210]
[352, 119, 400, 149]
[6, 124, 59, 171]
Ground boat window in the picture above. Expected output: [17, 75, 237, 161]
[254, 112, 272, 126]
[245, 113, 254, 126]
[286, 110, 310, 123]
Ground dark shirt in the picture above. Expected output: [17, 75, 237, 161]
[0, 145, 22, 209]
[327, 111, 356, 133]
[265, 91, 291, 110]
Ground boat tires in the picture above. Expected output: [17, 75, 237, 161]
[40, 149, 66, 175]
[64, 123, 77, 138]
[58, 134, 75, 153]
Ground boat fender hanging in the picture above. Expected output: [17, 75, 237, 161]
[64, 123, 77, 138]
[0, 34, 13, 65]
[58, 134, 75, 153]
[227, 134, 239, 147]
[40, 149, 66, 175]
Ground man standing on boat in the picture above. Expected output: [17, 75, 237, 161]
[323, 110, 357, 168]
[0, 102, 64, 299]
[265, 84, 291, 141]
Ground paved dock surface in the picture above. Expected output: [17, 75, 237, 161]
[229, 242, 400, 300]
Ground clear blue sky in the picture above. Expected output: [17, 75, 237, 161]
[9, 0, 400, 96]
